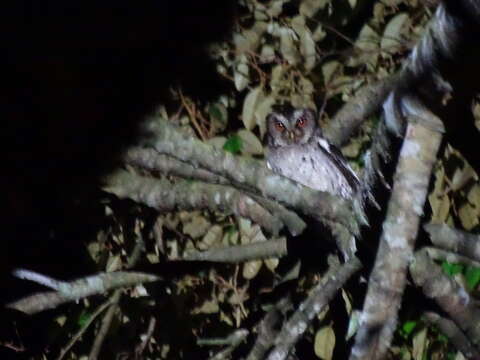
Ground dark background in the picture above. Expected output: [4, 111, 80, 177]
[0, 2, 235, 357]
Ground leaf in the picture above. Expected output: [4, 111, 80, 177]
[192, 298, 220, 315]
[412, 327, 427, 360]
[428, 194, 450, 224]
[401, 321, 417, 337]
[209, 103, 228, 134]
[183, 216, 211, 239]
[237, 129, 263, 155]
[207, 136, 228, 150]
[198, 225, 223, 250]
[243, 260, 262, 279]
[322, 61, 341, 85]
[234, 55, 250, 91]
[347, 24, 379, 69]
[314, 326, 336, 360]
[381, 13, 410, 54]
[77, 311, 91, 328]
[467, 185, 480, 216]
[341, 289, 352, 315]
[451, 164, 477, 191]
[292, 16, 317, 71]
[458, 202, 479, 231]
[346, 311, 360, 340]
[465, 266, 480, 290]
[223, 135, 243, 154]
[242, 86, 264, 130]
[280, 27, 300, 65]
[255, 96, 276, 138]
[441, 261, 464, 277]
[264, 257, 279, 272]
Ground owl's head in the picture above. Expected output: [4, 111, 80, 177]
[266, 106, 317, 147]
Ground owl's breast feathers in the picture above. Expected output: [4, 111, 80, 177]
[266, 136, 360, 199]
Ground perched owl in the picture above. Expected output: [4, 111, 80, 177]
[265, 105, 360, 199]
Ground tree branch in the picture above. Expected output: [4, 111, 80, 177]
[350, 113, 444, 360]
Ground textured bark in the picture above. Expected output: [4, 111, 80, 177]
[105, 169, 284, 235]
[142, 118, 360, 235]
[7, 271, 159, 315]
[183, 237, 288, 263]
[350, 117, 443, 360]
[125, 148, 306, 235]
[424, 223, 480, 262]
[324, 76, 397, 147]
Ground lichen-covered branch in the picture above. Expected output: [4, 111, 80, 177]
[411, 249, 480, 349]
[125, 148, 306, 235]
[7, 271, 160, 315]
[105, 169, 283, 235]
[424, 223, 480, 262]
[142, 118, 360, 235]
[267, 256, 362, 360]
[182, 237, 287, 263]
[125, 147, 230, 185]
[350, 115, 443, 360]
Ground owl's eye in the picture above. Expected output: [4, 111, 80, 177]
[275, 121, 286, 132]
[296, 116, 307, 127]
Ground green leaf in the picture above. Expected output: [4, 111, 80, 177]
[401, 320, 417, 337]
[209, 104, 225, 122]
[441, 261, 463, 276]
[223, 135, 243, 154]
[465, 266, 480, 290]
[77, 311, 91, 328]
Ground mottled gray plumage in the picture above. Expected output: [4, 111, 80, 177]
[266, 106, 360, 199]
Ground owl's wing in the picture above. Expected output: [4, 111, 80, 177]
[316, 138, 360, 192]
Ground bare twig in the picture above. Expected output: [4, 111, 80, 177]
[56, 298, 114, 360]
[182, 237, 288, 262]
[267, 256, 362, 360]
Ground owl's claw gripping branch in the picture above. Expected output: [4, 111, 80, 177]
[141, 118, 361, 237]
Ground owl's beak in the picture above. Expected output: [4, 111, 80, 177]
[287, 131, 295, 141]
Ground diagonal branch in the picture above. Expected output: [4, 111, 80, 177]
[350, 113, 444, 360]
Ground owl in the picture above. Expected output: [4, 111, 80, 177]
[265, 105, 360, 199]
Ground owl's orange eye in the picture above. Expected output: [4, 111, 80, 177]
[275, 121, 285, 132]
[296, 116, 307, 127]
